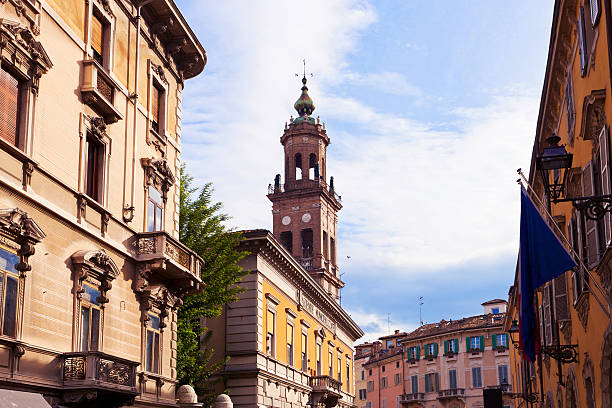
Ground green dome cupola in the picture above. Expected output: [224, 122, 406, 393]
[293, 76, 316, 123]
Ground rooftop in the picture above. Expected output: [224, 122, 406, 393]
[481, 298, 507, 306]
[398, 313, 505, 343]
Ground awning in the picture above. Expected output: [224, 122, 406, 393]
[0, 389, 52, 408]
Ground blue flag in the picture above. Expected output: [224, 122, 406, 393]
[519, 188, 576, 362]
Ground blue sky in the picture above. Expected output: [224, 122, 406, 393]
[176, 0, 554, 341]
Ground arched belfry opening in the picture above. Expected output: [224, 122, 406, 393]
[295, 153, 302, 180]
[309, 153, 317, 180]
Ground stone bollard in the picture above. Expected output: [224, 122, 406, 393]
[177, 384, 203, 408]
[214, 393, 233, 408]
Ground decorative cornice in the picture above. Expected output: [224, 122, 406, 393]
[0, 208, 45, 242]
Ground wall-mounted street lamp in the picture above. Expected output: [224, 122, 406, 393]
[536, 133, 612, 220]
[508, 317, 578, 365]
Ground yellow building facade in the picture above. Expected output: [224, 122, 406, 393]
[505, 1, 612, 407]
[208, 230, 363, 408]
[0, 0, 205, 406]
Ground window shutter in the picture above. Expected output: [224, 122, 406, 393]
[579, 6, 588, 76]
[91, 13, 104, 58]
[566, 76, 576, 140]
[479, 336, 484, 351]
[424, 343, 429, 357]
[151, 85, 161, 127]
[492, 334, 497, 349]
[582, 161, 600, 267]
[407, 347, 413, 360]
[416, 346, 420, 359]
[435, 373, 439, 391]
[542, 284, 553, 346]
[472, 368, 476, 387]
[599, 126, 612, 245]
[553, 272, 570, 321]
[444, 340, 448, 354]
[454, 339, 459, 353]
[0, 67, 20, 146]
[466, 337, 471, 352]
[434, 343, 438, 356]
[425, 374, 430, 392]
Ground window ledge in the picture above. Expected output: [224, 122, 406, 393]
[468, 351, 483, 359]
[80, 59, 123, 123]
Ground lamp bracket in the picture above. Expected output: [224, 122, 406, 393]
[541, 344, 578, 364]
[554, 194, 612, 220]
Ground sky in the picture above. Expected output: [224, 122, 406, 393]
[175, 0, 555, 342]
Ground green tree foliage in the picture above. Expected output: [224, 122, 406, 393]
[177, 166, 248, 402]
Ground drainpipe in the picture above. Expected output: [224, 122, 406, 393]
[126, 0, 155, 223]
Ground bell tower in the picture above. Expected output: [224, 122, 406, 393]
[267, 76, 344, 302]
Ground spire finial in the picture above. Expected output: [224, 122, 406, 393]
[294, 59, 315, 121]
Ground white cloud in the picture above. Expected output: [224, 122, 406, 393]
[346, 308, 416, 343]
[342, 71, 422, 96]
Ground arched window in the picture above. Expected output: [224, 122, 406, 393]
[295, 153, 302, 180]
[309, 153, 317, 180]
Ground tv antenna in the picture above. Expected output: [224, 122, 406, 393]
[296, 59, 314, 79]
[418, 296, 424, 326]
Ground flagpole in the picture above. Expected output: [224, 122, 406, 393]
[517, 169, 611, 317]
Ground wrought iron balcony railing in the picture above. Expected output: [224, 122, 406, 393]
[400, 393, 425, 403]
[62, 351, 139, 393]
[300, 257, 313, 271]
[268, 179, 342, 203]
[437, 388, 465, 399]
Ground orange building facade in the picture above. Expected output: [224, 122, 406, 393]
[504, 1, 612, 407]
[359, 301, 514, 408]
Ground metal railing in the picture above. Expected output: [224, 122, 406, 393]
[268, 179, 342, 203]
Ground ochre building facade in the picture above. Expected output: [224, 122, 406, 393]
[208, 79, 363, 408]
[0, 0, 205, 406]
[505, 1, 612, 408]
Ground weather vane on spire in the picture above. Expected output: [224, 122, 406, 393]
[296, 59, 313, 80]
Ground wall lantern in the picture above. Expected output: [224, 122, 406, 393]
[535, 134, 573, 202]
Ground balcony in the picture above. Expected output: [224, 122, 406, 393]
[300, 257, 313, 271]
[309, 376, 342, 408]
[399, 393, 425, 404]
[61, 351, 139, 406]
[132, 231, 203, 291]
[80, 59, 123, 123]
[437, 388, 465, 400]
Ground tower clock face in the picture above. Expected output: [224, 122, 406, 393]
[302, 213, 312, 223]
[282, 216, 291, 225]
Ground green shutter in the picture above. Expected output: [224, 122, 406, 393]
[492, 334, 497, 348]
[435, 373, 439, 391]
[434, 343, 438, 357]
[466, 337, 471, 352]
[444, 340, 448, 354]
[407, 347, 413, 359]
[454, 339, 459, 353]
[425, 374, 430, 392]
[479, 336, 485, 351]
[504, 334, 509, 348]
[416, 346, 420, 359]
[424, 344, 429, 357]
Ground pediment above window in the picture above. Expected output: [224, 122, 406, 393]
[0, 19, 52, 86]
[579, 89, 606, 141]
[141, 157, 175, 201]
[0, 208, 45, 242]
[71, 249, 119, 305]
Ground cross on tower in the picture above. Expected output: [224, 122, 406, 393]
[296, 59, 313, 79]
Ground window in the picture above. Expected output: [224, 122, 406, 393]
[338, 354, 342, 382]
[280, 231, 293, 253]
[445, 338, 459, 354]
[566, 75, 576, 143]
[386, 339, 393, 349]
[80, 284, 101, 351]
[295, 153, 302, 180]
[367, 380, 374, 392]
[382, 398, 386, 408]
[394, 373, 401, 385]
[365, 402, 372, 408]
[359, 389, 366, 400]
[147, 186, 163, 231]
[0, 67, 22, 148]
[346, 358, 350, 391]
[369, 369, 372, 376]
[286, 323, 294, 366]
[381, 377, 387, 388]
[145, 313, 161, 373]
[590, 0, 601, 26]
[411, 375, 418, 393]
[91, 11, 106, 66]
[266, 309, 275, 357]
[330, 237, 336, 264]
[424, 373, 439, 392]
[425, 343, 438, 357]
[396, 361, 400, 369]
[382, 365, 386, 372]
[150, 81, 164, 134]
[301, 229, 313, 259]
[472, 367, 482, 388]
[449, 369, 457, 389]
[85, 134, 105, 203]
[498, 365, 509, 385]
[467, 336, 483, 352]
[0, 246, 20, 337]
[361, 370, 365, 380]
[329, 349, 334, 377]
[492, 307, 499, 314]
[407, 346, 420, 360]
[323, 231, 328, 260]
[493, 334, 508, 349]
[301, 332, 308, 371]
[316, 342, 321, 375]
[578, 5, 588, 77]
